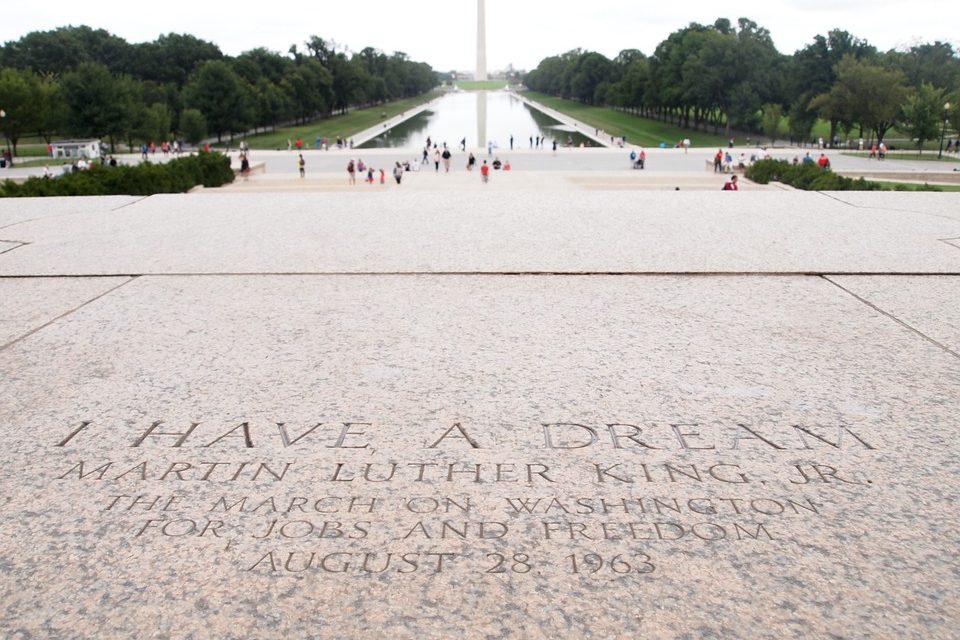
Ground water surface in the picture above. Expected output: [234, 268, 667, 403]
[360, 91, 597, 149]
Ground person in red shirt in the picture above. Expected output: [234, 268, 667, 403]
[817, 154, 830, 168]
[480, 160, 490, 184]
[722, 175, 739, 191]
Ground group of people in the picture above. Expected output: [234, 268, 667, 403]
[713, 148, 774, 173]
[287, 137, 354, 152]
[345, 158, 390, 185]
[139, 140, 183, 159]
[335, 146, 512, 186]
[796, 152, 832, 168]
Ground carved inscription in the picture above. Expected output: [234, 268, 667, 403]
[51, 418, 879, 577]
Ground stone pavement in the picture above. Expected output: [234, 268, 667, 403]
[1, 181, 959, 638]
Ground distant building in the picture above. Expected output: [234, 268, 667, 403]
[51, 139, 102, 160]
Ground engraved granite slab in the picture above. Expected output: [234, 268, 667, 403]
[0, 277, 131, 347]
[830, 275, 960, 355]
[1, 192, 960, 275]
[0, 274, 957, 638]
[825, 192, 960, 222]
[0, 195, 140, 230]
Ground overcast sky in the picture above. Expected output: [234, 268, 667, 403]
[3, 0, 957, 72]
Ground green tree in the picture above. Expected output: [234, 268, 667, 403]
[0, 25, 130, 74]
[179, 108, 207, 145]
[252, 78, 292, 132]
[896, 42, 960, 91]
[761, 103, 784, 144]
[134, 102, 173, 144]
[785, 30, 876, 144]
[281, 59, 333, 123]
[0, 68, 38, 155]
[33, 72, 67, 144]
[61, 63, 141, 150]
[811, 55, 907, 142]
[900, 84, 946, 152]
[183, 60, 252, 142]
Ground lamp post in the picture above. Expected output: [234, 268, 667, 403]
[0, 109, 8, 163]
[939, 102, 951, 159]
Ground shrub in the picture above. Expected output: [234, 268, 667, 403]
[0, 151, 234, 198]
[745, 159, 884, 191]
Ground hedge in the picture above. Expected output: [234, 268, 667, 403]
[0, 152, 234, 197]
[745, 160, 883, 191]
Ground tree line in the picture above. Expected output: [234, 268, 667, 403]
[0, 26, 436, 154]
[524, 18, 960, 148]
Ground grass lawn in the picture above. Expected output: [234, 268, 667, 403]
[870, 181, 960, 191]
[841, 151, 960, 162]
[453, 80, 514, 91]
[238, 91, 441, 150]
[522, 91, 731, 148]
[4, 144, 52, 158]
[2, 158, 55, 169]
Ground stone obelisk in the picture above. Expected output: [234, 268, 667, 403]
[476, 0, 488, 81]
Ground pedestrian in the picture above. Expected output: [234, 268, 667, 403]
[379, 168, 385, 184]
[357, 158, 365, 174]
[442, 146, 452, 172]
[487, 141, 493, 156]
[536, 135, 540, 148]
[817, 154, 830, 169]
[467, 152, 476, 171]
[714, 149, 723, 173]
[347, 159, 356, 184]
[296, 138, 303, 151]
[480, 160, 490, 184]
[393, 161, 404, 185]
[434, 148, 441, 172]
[722, 175, 739, 191]
[461, 137, 466, 151]
[552, 139, 557, 153]
[315, 134, 321, 150]
[530, 136, 533, 149]
[298, 154, 305, 178]
[509, 135, 514, 150]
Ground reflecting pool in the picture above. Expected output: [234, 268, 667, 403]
[360, 90, 598, 149]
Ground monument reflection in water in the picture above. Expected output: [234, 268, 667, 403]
[360, 90, 597, 149]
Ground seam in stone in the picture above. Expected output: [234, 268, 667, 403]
[0, 218, 39, 231]
[111, 196, 150, 211]
[940, 238, 960, 251]
[0, 242, 28, 256]
[817, 191, 960, 223]
[2, 271, 960, 278]
[822, 275, 960, 361]
[0, 276, 138, 353]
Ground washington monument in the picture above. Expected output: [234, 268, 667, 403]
[476, 0, 488, 81]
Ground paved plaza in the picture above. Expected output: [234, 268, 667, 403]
[1, 158, 959, 638]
